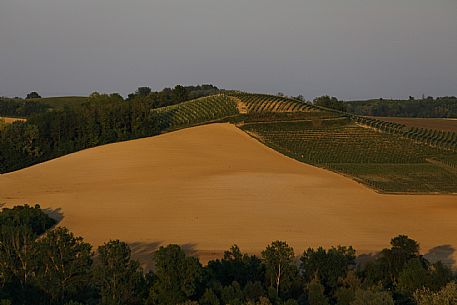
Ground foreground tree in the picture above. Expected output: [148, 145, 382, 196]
[147, 244, 203, 305]
[261, 241, 296, 296]
[414, 282, 457, 305]
[0, 204, 57, 303]
[206, 244, 264, 287]
[350, 287, 394, 305]
[396, 258, 429, 297]
[365, 235, 421, 287]
[94, 240, 145, 305]
[300, 246, 356, 290]
[33, 227, 92, 304]
[334, 271, 362, 305]
[307, 275, 329, 305]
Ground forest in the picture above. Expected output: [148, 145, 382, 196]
[345, 97, 457, 118]
[0, 85, 219, 118]
[0, 85, 220, 173]
[0, 204, 455, 305]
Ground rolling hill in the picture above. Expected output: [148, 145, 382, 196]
[1, 92, 457, 194]
[1, 123, 456, 267]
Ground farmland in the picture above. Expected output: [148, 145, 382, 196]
[152, 94, 238, 130]
[373, 116, 457, 133]
[241, 120, 457, 193]
[1, 123, 457, 267]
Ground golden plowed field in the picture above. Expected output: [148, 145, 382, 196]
[1, 123, 456, 267]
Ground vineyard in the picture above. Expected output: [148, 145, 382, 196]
[151, 94, 239, 131]
[241, 120, 457, 193]
[228, 92, 319, 113]
[352, 116, 457, 152]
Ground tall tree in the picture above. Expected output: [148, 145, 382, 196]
[94, 240, 145, 305]
[300, 246, 356, 290]
[261, 241, 295, 296]
[33, 227, 92, 304]
[147, 244, 203, 305]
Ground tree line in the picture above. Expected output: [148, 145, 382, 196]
[0, 205, 456, 305]
[0, 97, 50, 118]
[345, 97, 457, 118]
[0, 85, 219, 118]
[0, 85, 219, 173]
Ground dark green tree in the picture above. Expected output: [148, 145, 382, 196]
[300, 246, 355, 290]
[26, 92, 41, 99]
[206, 244, 264, 287]
[307, 275, 329, 305]
[147, 244, 203, 305]
[136, 87, 152, 97]
[396, 258, 429, 297]
[261, 241, 296, 296]
[33, 227, 92, 304]
[351, 287, 394, 305]
[94, 240, 146, 305]
[221, 281, 243, 305]
[334, 271, 361, 305]
[199, 288, 219, 305]
[313, 96, 346, 111]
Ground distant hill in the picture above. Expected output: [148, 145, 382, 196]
[345, 97, 457, 118]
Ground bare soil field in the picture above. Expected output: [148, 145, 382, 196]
[1, 123, 456, 268]
[374, 117, 457, 133]
[0, 117, 26, 123]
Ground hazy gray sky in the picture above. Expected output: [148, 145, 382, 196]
[1, 0, 456, 99]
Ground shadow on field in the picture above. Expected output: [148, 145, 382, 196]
[129, 241, 198, 271]
[424, 244, 455, 267]
[42, 207, 64, 224]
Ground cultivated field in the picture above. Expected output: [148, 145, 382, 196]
[1, 123, 456, 267]
[374, 117, 457, 133]
[241, 120, 457, 193]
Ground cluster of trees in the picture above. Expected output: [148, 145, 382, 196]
[313, 96, 347, 112]
[26, 92, 42, 99]
[1, 205, 456, 305]
[0, 97, 50, 118]
[345, 97, 457, 118]
[126, 85, 220, 108]
[0, 85, 219, 173]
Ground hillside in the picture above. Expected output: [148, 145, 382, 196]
[1, 91, 456, 193]
[1, 123, 456, 267]
[231, 93, 457, 194]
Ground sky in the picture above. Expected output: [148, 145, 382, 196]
[0, 0, 456, 100]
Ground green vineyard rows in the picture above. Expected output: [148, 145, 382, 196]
[151, 94, 239, 130]
[241, 120, 457, 193]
